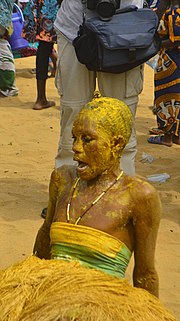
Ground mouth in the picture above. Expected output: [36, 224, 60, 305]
[73, 158, 88, 172]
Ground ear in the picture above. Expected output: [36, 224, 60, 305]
[111, 135, 126, 157]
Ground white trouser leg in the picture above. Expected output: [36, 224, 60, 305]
[97, 65, 144, 175]
[120, 102, 137, 176]
[55, 32, 96, 168]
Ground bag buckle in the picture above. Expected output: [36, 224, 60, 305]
[129, 48, 136, 62]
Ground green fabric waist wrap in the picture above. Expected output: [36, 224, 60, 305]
[50, 222, 132, 278]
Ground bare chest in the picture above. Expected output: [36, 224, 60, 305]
[54, 187, 133, 235]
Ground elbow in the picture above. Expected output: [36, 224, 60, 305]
[133, 269, 159, 297]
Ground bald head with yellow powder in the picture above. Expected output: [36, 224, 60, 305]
[72, 97, 133, 180]
[80, 97, 132, 149]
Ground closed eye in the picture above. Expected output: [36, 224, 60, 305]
[82, 135, 94, 144]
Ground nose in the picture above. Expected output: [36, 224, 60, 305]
[72, 137, 83, 153]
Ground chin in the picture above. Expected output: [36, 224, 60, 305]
[77, 168, 98, 181]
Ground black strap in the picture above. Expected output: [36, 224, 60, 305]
[129, 48, 136, 62]
[82, 0, 87, 22]
[116, 5, 138, 14]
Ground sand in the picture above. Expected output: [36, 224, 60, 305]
[0, 57, 179, 320]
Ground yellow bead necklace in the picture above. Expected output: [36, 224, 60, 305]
[66, 170, 124, 225]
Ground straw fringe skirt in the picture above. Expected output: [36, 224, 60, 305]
[0, 256, 177, 321]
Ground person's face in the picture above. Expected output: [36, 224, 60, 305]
[72, 112, 117, 181]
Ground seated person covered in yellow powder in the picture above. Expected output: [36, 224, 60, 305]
[1, 97, 177, 321]
[34, 97, 162, 297]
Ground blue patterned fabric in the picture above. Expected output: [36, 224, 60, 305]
[0, 0, 14, 33]
[154, 7, 180, 137]
[22, 0, 59, 43]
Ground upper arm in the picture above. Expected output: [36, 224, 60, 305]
[132, 182, 162, 294]
[33, 169, 62, 258]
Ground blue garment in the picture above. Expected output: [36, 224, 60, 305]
[148, 0, 160, 9]
[22, 0, 59, 43]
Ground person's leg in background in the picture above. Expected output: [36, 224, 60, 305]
[55, 31, 96, 168]
[33, 40, 56, 110]
[49, 47, 58, 78]
[0, 38, 19, 97]
[98, 65, 144, 176]
[119, 101, 137, 176]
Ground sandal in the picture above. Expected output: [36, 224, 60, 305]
[147, 135, 173, 147]
[149, 127, 164, 135]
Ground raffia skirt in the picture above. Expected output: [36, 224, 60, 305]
[0, 256, 177, 321]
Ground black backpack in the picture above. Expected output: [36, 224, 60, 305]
[73, 6, 161, 73]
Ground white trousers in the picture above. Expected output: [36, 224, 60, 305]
[55, 32, 144, 176]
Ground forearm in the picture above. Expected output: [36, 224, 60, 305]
[33, 223, 51, 259]
[133, 270, 159, 297]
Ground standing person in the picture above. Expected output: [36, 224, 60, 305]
[0, 0, 19, 97]
[148, 0, 180, 146]
[54, 0, 145, 177]
[22, 0, 59, 110]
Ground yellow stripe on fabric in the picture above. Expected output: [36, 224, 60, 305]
[155, 62, 177, 80]
[155, 93, 180, 107]
[50, 222, 124, 258]
[169, 14, 174, 43]
[155, 78, 180, 91]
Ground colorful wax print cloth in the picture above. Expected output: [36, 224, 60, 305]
[0, 0, 14, 32]
[50, 222, 132, 278]
[0, 0, 14, 37]
[0, 39, 18, 96]
[154, 7, 180, 137]
[12, 42, 38, 59]
[21, 0, 59, 43]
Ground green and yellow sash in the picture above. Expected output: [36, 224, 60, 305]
[50, 222, 131, 278]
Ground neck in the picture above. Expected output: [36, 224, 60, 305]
[86, 164, 122, 189]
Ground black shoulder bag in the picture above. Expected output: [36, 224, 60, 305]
[73, 4, 161, 73]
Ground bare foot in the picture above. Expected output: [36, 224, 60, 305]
[33, 100, 55, 110]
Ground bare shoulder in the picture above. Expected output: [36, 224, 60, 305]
[119, 174, 158, 197]
[51, 165, 77, 185]
[51, 164, 76, 178]
[120, 175, 162, 222]
[129, 175, 159, 198]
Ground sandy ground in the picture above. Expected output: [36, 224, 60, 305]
[0, 57, 180, 320]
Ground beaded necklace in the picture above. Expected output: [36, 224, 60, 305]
[66, 170, 123, 225]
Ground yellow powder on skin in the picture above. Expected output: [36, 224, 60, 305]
[105, 211, 119, 219]
[80, 97, 133, 148]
